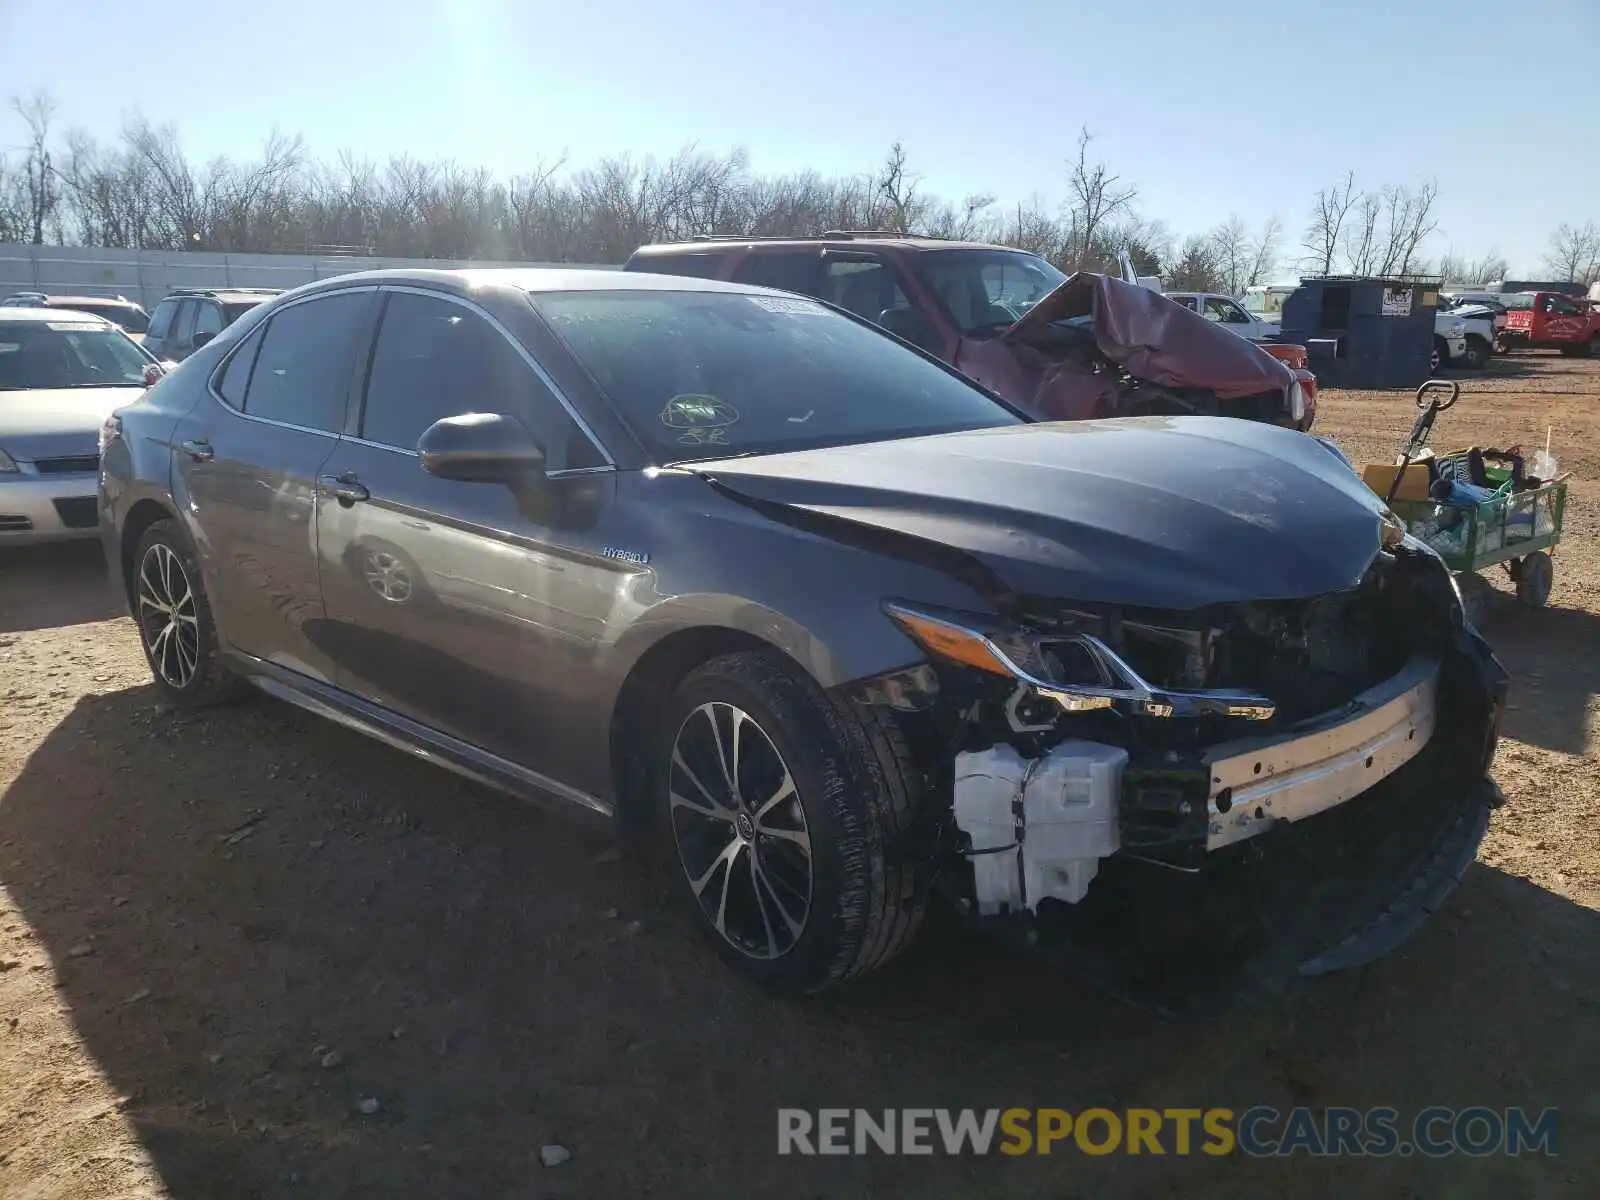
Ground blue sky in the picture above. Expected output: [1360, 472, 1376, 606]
[2, 0, 1595, 274]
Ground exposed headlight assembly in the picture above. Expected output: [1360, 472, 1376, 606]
[884, 602, 1276, 722]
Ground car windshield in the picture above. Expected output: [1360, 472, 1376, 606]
[52, 302, 150, 334]
[0, 321, 151, 390]
[914, 249, 1068, 335]
[532, 289, 1023, 462]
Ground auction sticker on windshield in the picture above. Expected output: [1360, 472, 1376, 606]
[749, 296, 826, 315]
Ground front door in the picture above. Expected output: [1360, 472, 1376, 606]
[172, 288, 374, 682]
[314, 287, 619, 782]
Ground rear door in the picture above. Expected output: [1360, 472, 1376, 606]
[171, 288, 376, 682]
[315, 286, 618, 780]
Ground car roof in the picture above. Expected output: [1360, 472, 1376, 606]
[286, 266, 808, 298]
[629, 235, 1019, 256]
[0, 305, 116, 324]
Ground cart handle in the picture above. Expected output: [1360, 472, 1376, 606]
[1416, 379, 1460, 411]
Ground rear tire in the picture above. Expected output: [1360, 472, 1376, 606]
[654, 651, 926, 994]
[132, 519, 247, 706]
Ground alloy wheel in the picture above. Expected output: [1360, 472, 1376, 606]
[668, 701, 814, 960]
[137, 543, 200, 688]
[362, 550, 413, 603]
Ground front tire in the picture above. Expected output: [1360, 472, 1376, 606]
[1430, 337, 1447, 374]
[656, 651, 926, 994]
[132, 519, 246, 706]
[1463, 335, 1491, 370]
[1515, 551, 1553, 608]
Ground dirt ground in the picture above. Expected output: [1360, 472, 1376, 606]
[1, 355, 1596, 1200]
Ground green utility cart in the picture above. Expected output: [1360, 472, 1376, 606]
[1368, 381, 1569, 623]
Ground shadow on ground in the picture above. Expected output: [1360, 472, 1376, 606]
[1, 682, 1593, 1198]
[1477, 593, 1600, 756]
[0, 542, 124, 634]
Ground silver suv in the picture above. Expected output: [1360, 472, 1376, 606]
[143, 288, 280, 362]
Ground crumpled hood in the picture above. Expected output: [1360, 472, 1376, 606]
[697, 418, 1391, 611]
[998, 273, 1296, 401]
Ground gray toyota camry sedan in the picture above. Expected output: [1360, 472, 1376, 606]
[99, 268, 1509, 1006]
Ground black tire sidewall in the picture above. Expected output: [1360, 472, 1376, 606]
[652, 654, 874, 993]
[1431, 338, 1446, 373]
[1465, 336, 1490, 369]
[1517, 552, 1553, 607]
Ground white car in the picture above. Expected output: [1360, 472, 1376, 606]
[1165, 292, 1280, 341]
[0, 306, 164, 544]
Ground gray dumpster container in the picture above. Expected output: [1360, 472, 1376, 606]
[1279, 275, 1441, 389]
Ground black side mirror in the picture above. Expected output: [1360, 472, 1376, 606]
[191, 330, 215, 349]
[418, 412, 547, 483]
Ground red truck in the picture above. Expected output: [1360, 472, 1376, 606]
[1501, 292, 1599, 357]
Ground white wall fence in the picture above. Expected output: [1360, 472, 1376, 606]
[0, 244, 619, 310]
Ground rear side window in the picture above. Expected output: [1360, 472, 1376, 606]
[240, 292, 369, 432]
[215, 326, 264, 408]
[732, 252, 823, 295]
[194, 301, 224, 338]
[629, 253, 725, 280]
[147, 299, 178, 340]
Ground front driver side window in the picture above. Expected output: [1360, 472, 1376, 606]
[360, 290, 603, 471]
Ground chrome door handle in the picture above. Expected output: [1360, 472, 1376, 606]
[179, 438, 214, 462]
[319, 474, 369, 505]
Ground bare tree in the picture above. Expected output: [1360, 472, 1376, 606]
[1437, 249, 1510, 285]
[1303, 170, 1356, 275]
[874, 142, 921, 234]
[1341, 191, 1383, 274]
[1375, 179, 1439, 275]
[1542, 221, 1600, 283]
[1210, 215, 1248, 294]
[1245, 216, 1282, 287]
[1064, 126, 1136, 270]
[1166, 235, 1226, 292]
[11, 91, 59, 244]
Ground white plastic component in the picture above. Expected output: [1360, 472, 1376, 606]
[952, 744, 1028, 915]
[952, 740, 1126, 915]
[1020, 740, 1126, 907]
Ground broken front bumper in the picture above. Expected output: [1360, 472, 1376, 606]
[967, 622, 1510, 1011]
[1205, 654, 1439, 851]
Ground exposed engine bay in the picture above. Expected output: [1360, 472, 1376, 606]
[854, 540, 1509, 1009]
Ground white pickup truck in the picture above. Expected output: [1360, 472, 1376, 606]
[1165, 292, 1281, 342]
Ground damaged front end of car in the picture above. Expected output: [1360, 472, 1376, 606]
[855, 536, 1509, 1013]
